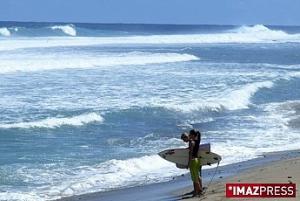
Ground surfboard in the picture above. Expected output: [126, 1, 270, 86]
[158, 144, 221, 167]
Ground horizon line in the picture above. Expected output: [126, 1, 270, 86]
[1, 20, 300, 27]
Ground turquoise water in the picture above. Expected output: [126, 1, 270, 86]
[0, 23, 300, 200]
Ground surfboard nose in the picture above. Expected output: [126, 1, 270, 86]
[158, 151, 165, 158]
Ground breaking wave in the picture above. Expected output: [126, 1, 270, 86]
[222, 81, 274, 110]
[233, 24, 286, 35]
[50, 24, 77, 36]
[155, 81, 274, 113]
[0, 52, 199, 74]
[0, 154, 186, 201]
[0, 27, 11, 36]
[1, 25, 300, 51]
[0, 113, 103, 129]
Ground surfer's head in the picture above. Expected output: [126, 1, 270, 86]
[189, 129, 197, 139]
[189, 129, 201, 140]
[181, 132, 189, 142]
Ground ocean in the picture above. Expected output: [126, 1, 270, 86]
[0, 22, 300, 200]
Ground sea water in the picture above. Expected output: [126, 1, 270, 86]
[0, 22, 300, 200]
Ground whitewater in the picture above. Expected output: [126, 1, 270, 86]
[1, 22, 300, 201]
[1, 24, 300, 51]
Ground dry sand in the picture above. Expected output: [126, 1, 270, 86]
[180, 157, 300, 201]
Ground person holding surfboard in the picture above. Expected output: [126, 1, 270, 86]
[181, 129, 203, 197]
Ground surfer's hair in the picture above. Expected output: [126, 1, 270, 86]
[181, 133, 189, 140]
[189, 129, 201, 138]
[189, 129, 197, 136]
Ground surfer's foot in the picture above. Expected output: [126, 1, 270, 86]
[192, 191, 204, 197]
[183, 190, 194, 196]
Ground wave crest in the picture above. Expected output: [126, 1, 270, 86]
[231, 24, 289, 41]
[50, 24, 77, 36]
[0, 113, 103, 129]
[234, 24, 285, 34]
[223, 81, 274, 110]
[0, 52, 199, 74]
[0, 27, 11, 37]
[155, 81, 274, 113]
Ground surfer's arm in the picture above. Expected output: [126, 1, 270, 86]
[197, 132, 201, 143]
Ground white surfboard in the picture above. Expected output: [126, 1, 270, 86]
[158, 144, 221, 167]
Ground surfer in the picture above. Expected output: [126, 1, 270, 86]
[189, 129, 203, 196]
[181, 130, 203, 196]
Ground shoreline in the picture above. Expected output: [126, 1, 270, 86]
[180, 155, 300, 201]
[58, 149, 300, 201]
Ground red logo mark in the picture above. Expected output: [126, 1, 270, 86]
[226, 183, 296, 198]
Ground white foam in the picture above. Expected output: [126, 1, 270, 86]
[221, 81, 274, 110]
[288, 71, 300, 78]
[0, 192, 40, 201]
[214, 102, 300, 166]
[227, 24, 296, 43]
[50, 24, 77, 36]
[259, 101, 300, 127]
[0, 113, 103, 129]
[233, 24, 286, 35]
[1, 25, 300, 51]
[213, 143, 258, 165]
[152, 81, 274, 113]
[0, 52, 199, 74]
[0, 27, 11, 37]
[0, 154, 186, 201]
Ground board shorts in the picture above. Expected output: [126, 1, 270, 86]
[190, 158, 201, 182]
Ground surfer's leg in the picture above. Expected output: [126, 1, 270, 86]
[190, 159, 197, 182]
[198, 165, 203, 192]
[199, 177, 203, 193]
[189, 159, 197, 195]
[190, 159, 202, 196]
[195, 159, 202, 195]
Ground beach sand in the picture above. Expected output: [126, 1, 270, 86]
[179, 157, 300, 201]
